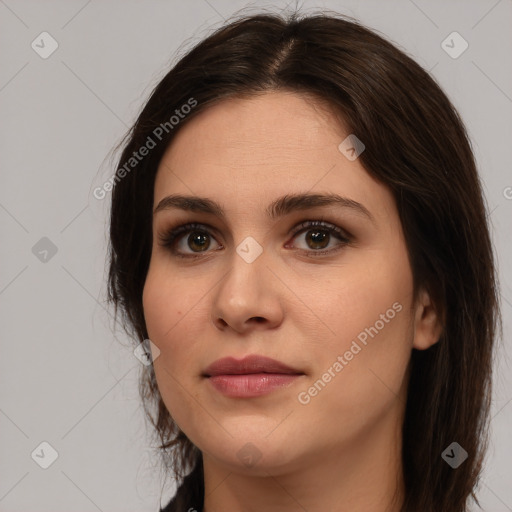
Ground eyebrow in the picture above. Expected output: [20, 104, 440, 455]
[153, 192, 375, 223]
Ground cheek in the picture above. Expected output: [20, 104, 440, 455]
[143, 268, 175, 342]
[295, 302, 412, 451]
[300, 251, 414, 406]
[142, 258, 203, 341]
[142, 265, 195, 376]
[142, 260, 216, 372]
[307, 254, 411, 346]
[142, 267, 206, 434]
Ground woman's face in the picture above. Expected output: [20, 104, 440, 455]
[143, 91, 439, 475]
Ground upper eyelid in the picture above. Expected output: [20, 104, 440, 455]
[160, 219, 345, 235]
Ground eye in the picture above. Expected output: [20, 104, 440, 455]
[158, 220, 352, 259]
[158, 223, 222, 258]
[286, 220, 351, 256]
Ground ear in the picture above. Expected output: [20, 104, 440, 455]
[412, 288, 443, 350]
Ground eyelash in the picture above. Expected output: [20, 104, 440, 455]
[158, 220, 352, 259]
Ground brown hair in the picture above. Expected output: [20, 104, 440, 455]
[107, 8, 501, 512]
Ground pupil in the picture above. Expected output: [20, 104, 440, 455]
[188, 232, 209, 252]
[307, 230, 329, 249]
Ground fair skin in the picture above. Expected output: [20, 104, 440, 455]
[143, 91, 442, 512]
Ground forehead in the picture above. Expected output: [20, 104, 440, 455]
[153, 91, 395, 223]
[160, 91, 344, 167]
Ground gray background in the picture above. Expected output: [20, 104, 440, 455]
[1, 0, 511, 510]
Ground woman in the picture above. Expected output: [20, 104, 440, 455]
[107, 9, 501, 512]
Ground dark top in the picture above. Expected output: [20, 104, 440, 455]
[160, 458, 204, 512]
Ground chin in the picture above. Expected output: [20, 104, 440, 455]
[200, 432, 302, 476]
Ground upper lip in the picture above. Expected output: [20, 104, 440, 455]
[203, 355, 304, 377]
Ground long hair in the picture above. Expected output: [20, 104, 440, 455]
[107, 8, 501, 511]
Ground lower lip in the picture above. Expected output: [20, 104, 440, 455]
[206, 373, 302, 398]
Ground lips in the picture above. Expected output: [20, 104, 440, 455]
[203, 355, 305, 398]
[202, 355, 303, 377]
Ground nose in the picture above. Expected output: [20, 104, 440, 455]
[210, 248, 285, 334]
